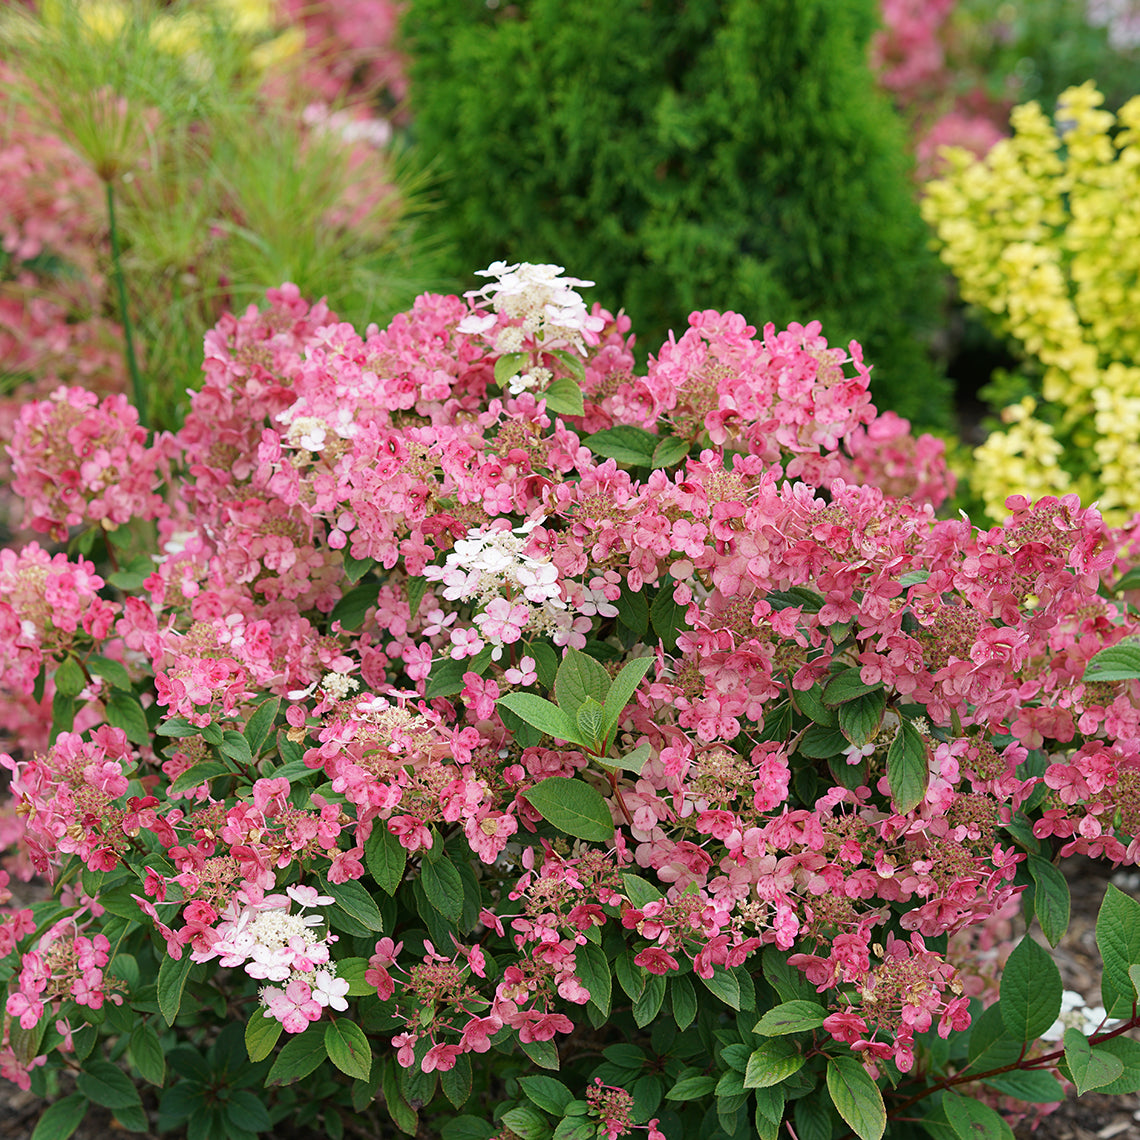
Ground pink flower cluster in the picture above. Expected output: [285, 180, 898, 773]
[1, 263, 1138, 1099]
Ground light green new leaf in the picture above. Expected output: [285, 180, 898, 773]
[542, 377, 586, 417]
[556, 647, 612, 715]
[246, 1011, 283, 1062]
[496, 692, 587, 746]
[576, 697, 606, 747]
[601, 656, 654, 742]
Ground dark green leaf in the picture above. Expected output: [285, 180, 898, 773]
[1027, 855, 1070, 947]
[169, 761, 231, 796]
[1000, 936, 1062, 1042]
[576, 940, 611, 1016]
[365, 824, 406, 895]
[650, 578, 686, 653]
[128, 1022, 165, 1085]
[799, 725, 848, 758]
[519, 1075, 574, 1115]
[155, 717, 201, 738]
[87, 655, 132, 691]
[330, 582, 381, 631]
[106, 690, 149, 745]
[837, 689, 886, 748]
[942, 1091, 1014, 1140]
[543, 377, 585, 417]
[31, 1094, 87, 1140]
[886, 721, 929, 814]
[323, 878, 386, 932]
[267, 1031, 329, 1085]
[1097, 884, 1140, 1016]
[440, 1053, 473, 1109]
[54, 656, 86, 697]
[622, 873, 664, 907]
[792, 684, 838, 726]
[670, 975, 697, 1030]
[699, 966, 741, 1010]
[743, 1038, 805, 1088]
[982, 1069, 1066, 1102]
[342, 552, 375, 584]
[525, 777, 614, 842]
[157, 952, 195, 1026]
[614, 586, 649, 638]
[665, 1074, 718, 1100]
[601, 656, 654, 742]
[325, 1020, 372, 1081]
[422, 856, 464, 922]
[822, 669, 882, 706]
[826, 1056, 885, 1140]
[584, 426, 658, 465]
[441, 1117, 495, 1140]
[633, 973, 666, 1027]
[245, 1011, 283, 1063]
[519, 1038, 560, 1070]
[965, 1002, 1022, 1072]
[1084, 639, 1140, 682]
[219, 730, 253, 766]
[556, 647, 612, 714]
[752, 1000, 828, 1036]
[243, 697, 280, 757]
[76, 1061, 142, 1110]
[500, 1105, 550, 1140]
[1064, 1028, 1124, 1095]
[794, 1095, 834, 1140]
[1093, 1036, 1140, 1093]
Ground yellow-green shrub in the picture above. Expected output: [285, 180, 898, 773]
[922, 82, 1140, 523]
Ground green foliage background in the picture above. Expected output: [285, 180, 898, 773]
[403, 0, 951, 426]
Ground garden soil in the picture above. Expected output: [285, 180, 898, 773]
[2, 859, 1139, 1139]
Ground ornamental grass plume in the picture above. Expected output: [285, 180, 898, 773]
[923, 81, 1140, 523]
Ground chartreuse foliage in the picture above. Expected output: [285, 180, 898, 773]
[923, 82, 1140, 523]
[402, 0, 951, 426]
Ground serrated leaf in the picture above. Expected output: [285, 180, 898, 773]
[441, 1118, 496, 1140]
[440, 1053, 472, 1109]
[942, 1091, 1014, 1139]
[1064, 1027, 1125, 1095]
[494, 351, 530, 387]
[54, 656, 86, 697]
[87, 655, 132, 691]
[106, 690, 149, 745]
[342, 552, 375, 584]
[556, 647, 612, 714]
[520, 1075, 574, 1115]
[599, 741, 651, 775]
[267, 1030, 328, 1085]
[584, 425, 658, 465]
[31, 1093, 87, 1140]
[651, 435, 689, 469]
[1000, 937, 1062, 1042]
[576, 940, 610, 1016]
[422, 855, 464, 922]
[622, 873, 664, 907]
[542, 377, 585, 417]
[601, 655, 653, 743]
[798, 724, 848, 758]
[157, 952, 195, 1026]
[168, 761, 231, 795]
[496, 692, 588, 745]
[245, 1011, 283, 1062]
[699, 966, 741, 1010]
[323, 878, 386, 932]
[665, 1074, 718, 1100]
[743, 1037, 805, 1088]
[329, 581, 381, 631]
[501, 1105, 550, 1140]
[128, 1022, 165, 1085]
[822, 669, 882, 706]
[1097, 884, 1140, 1016]
[633, 973, 666, 1027]
[76, 1060, 142, 1110]
[837, 688, 886, 748]
[886, 721, 929, 814]
[965, 1002, 1022, 1072]
[365, 824, 406, 895]
[576, 696, 606, 746]
[650, 577, 686, 653]
[826, 1056, 885, 1140]
[792, 684, 838, 726]
[525, 776, 614, 842]
[752, 1000, 828, 1036]
[1093, 1036, 1140, 1093]
[325, 1020, 372, 1081]
[1027, 855, 1070, 947]
[219, 730, 253, 766]
[1084, 639, 1140, 682]
[614, 586, 649, 637]
[243, 697, 280, 757]
[982, 1069, 1066, 1102]
[670, 975, 697, 1030]
[519, 1037, 560, 1070]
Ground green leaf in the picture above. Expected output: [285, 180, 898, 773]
[837, 689, 886, 748]
[500, 1105, 550, 1140]
[622, 873, 664, 907]
[576, 696, 606, 746]
[325, 1020, 372, 1081]
[965, 1002, 1022, 1072]
[650, 577, 686, 653]
[219, 730, 254, 766]
[494, 351, 529, 387]
[743, 1038, 805, 1088]
[601, 656, 653, 742]
[31, 1093, 87, 1140]
[169, 761, 231, 796]
[799, 725, 848, 758]
[752, 1000, 828, 1036]
[157, 952, 195, 1026]
[556, 647, 612, 714]
[600, 741, 651, 775]
[1097, 884, 1140, 1016]
[106, 690, 149, 745]
[792, 684, 838, 726]
[342, 552, 375, 584]
[76, 1060, 143, 1110]
[323, 878, 386, 932]
[1092, 1036, 1140, 1093]
[822, 669, 882, 706]
[267, 1031, 329, 1086]
[87, 655, 132, 691]
[519, 1075, 574, 1115]
[698, 965, 741, 1009]
[441, 1117, 495, 1140]
[633, 973, 666, 1027]
[422, 855, 464, 922]
[982, 1069, 1067, 1102]
[525, 776, 614, 842]
[543, 377, 585, 417]
[54, 656, 86, 697]
[1000, 936, 1062, 1042]
[365, 824, 406, 895]
[381, 1059, 419, 1134]
[942, 1091, 1014, 1140]
[223, 1090, 272, 1134]
[794, 1096, 834, 1140]
[826, 1056, 885, 1140]
[243, 697, 280, 757]
[441, 1053, 472, 1109]
[155, 716, 200, 738]
[550, 348, 586, 383]
[666, 1074, 718, 1100]
[576, 940, 611, 1016]
[886, 721, 929, 814]
[670, 975, 697, 1030]
[1064, 1027, 1125, 1095]
[200, 723, 224, 745]
[584, 425, 658, 465]
[1027, 855, 1070, 947]
[651, 434, 689, 469]
[1085, 639, 1140, 682]
[552, 1119, 595, 1140]
[245, 1011, 283, 1062]
[519, 1038, 560, 1070]
[128, 1022, 166, 1085]
[614, 586, 649, 638]
[330, 581, 381, 631]
[496, 692, 587, 745]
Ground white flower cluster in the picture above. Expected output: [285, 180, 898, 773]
[456, 261, 606, 395]
[275, 405, 358, 454]
[1039, 988, 1117, 1041]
